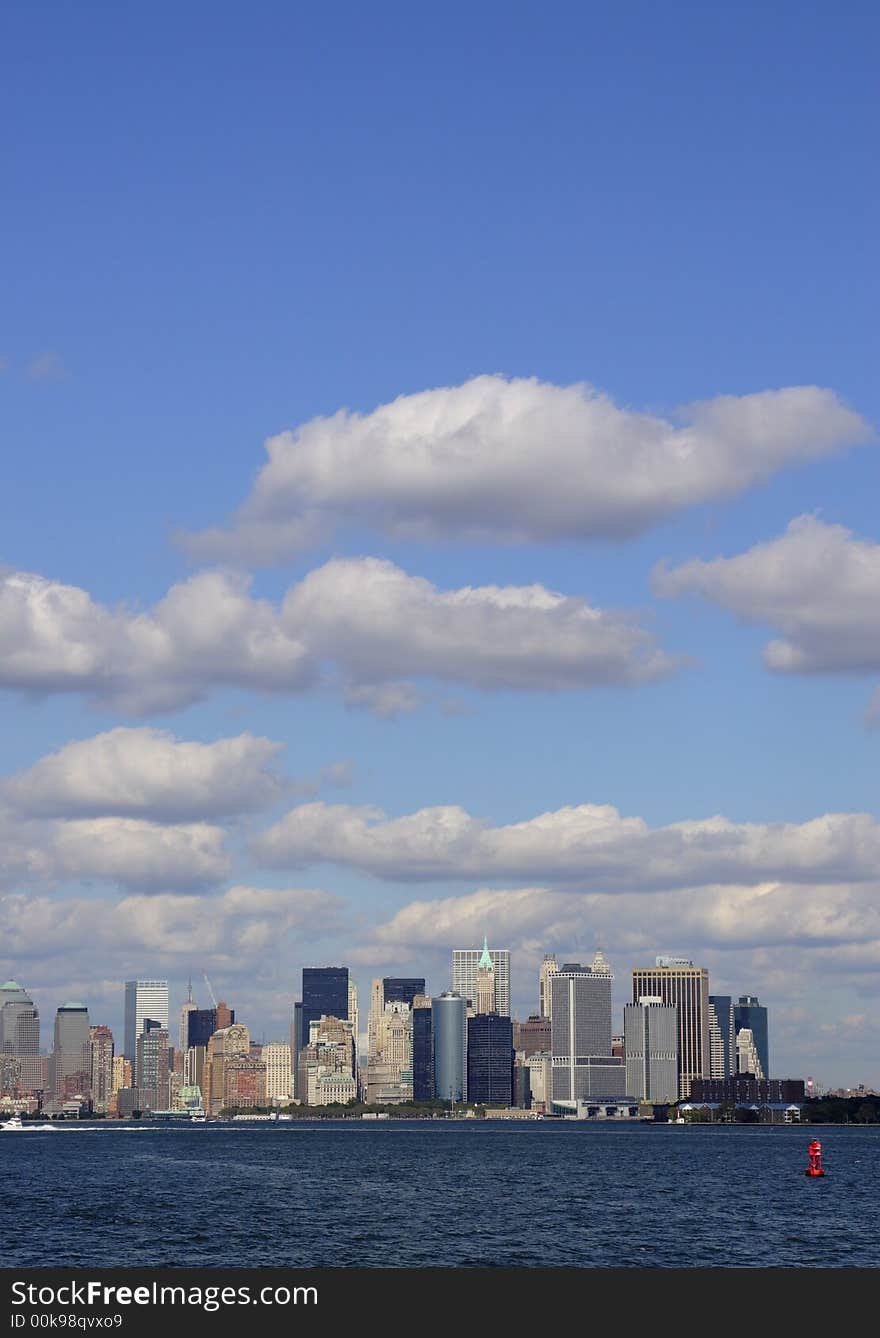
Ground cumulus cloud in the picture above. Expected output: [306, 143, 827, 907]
[0, 806, 229, 892]
[653, 514, 880, 676]
[0, 884, 339, 965]
[253, 799, 880, 889]
[178, 375, 871, 563]
[0, 558, 674, 713]
[366, 881, 880, 956]
[0, 567, 313, 712]
[3, 728, 284, 821]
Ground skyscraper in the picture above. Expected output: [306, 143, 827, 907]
[467, 1013, 513, 1105]
[262, 1042, 293, 1103]
[89, 1025, 115, 1112]
[124, 981, 169, 1061]
[734, 996, 769, 1079]
[0, 980, 41, 1093]
[178, 981, 197, 1054]
[473, 939, 496, 1015]
[452, 945, 510, 1016]
[550, 961, 626, 1108]
[50, 1001, 91, 1102]
[432, 991, 467, 1102]
[624, 997, 678, 1104]
[708, 995, 735, 1078]
[383, 978, 426, 1007]
[412, 994, 433, 1101]
[736, 1027, 763, 1078]
[631, 958, 709, 1099]
[136, 1020, 170, 1111]
[539, 954, 558, 1019]
[300, 967, 350, 1049]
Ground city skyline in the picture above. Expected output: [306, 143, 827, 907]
[2, 7, 879, 1094]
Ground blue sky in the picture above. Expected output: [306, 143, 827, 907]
[2, 2, 878, 1086]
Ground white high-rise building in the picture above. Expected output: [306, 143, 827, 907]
[348, 979, 359, 1064]
[550, 959, 626, 1108]
[262, 1042, 293, 1102]
[452, 945, 510, 1017]
[124, 980, 169, 1061]
[624, 997, 678, 1105]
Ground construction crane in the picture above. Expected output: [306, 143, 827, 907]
[202, 971, 218, 1009]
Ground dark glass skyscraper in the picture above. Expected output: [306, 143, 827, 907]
[734, 996, 769, 1078]
[708, 995, 735, 1077]
[300, 967, 349, 1046]
[467, 1013, 514, 1106]
[383, 978, 426, 1008]
[412, 998, 433, 1101]
[187, 1008, 227, 1049]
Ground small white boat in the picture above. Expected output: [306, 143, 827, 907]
[190, 1112, 207, 1123]
[1, 1117, 56, 1131]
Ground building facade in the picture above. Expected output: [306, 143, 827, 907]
[300, 967, 350, 1050]
[624, 998, 678, 1104]
[734, 996, 769, 1079]
[124, 981, 169, 1062]
[631, 959, 710, 1099]
[452, 947, 511, 1017]
[89, 1025, 115, 1112]
[708, 995, 735, 1078]
[432, 992, 467, 1102]
[550, 962, 626, 1108]
[467, 1013, 513, 1106]
[539, 954, 558, 1019]
[0, 980, 41, 1093]
[50, 1001, 92, 1103]
[412, 994, 433, 1101]
[262, 1041, 293, 1103]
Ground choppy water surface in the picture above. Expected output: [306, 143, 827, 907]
[3, 1122, 878, 1267]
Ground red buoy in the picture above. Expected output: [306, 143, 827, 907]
[805, 1139, 825, 1177]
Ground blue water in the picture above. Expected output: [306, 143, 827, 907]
[3, 1122, 878, 1267]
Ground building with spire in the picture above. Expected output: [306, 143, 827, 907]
[452, 942, 510, 1017]
[473, 938, 497, 1015]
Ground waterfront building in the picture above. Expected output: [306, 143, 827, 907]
[452, 945, 510, 1017]
[708, 995, 735, 1078]
[135, 1021, 170, 1111]
[539, 954, 558, 1019]
[89, 1025, 115, 1112]
[262, 1041, 293, 1103]
[50, 1001, 91, 1102]
[412, 994, 433, 1101]
[223, 1054, 267, 1109]
[432, 991, 467, 1102]
[734, 996, 769, 1079]
[0, 980, 41, 1093]
[550, 961, 626, 1108]
[298, 1015, 357, 1105]
[467, 1013, 513, 1106]
[631, 958, 710, 1099]
[689, 1076, 804, 1104]
[300, 967, 350, 1051]
[124, 981, 169, 1062]
[624, 997, 678, 1104]
[366, 1002, 413, 1103]
[513, 1015, 551, 1057]
[204, 1023, 250, 1115]
[525, 1051, 553, 1110]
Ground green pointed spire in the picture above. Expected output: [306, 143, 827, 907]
[478, 936, 493, 969]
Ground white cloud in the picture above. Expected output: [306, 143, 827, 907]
[178, 375, 871, 563]
[253, 799, 880, 889]
[0, 807, 229, 892]
[654, 515, 880, 676]
[0, 884, 339, 965]
[366, 881, 880, 955]
[0, 558, 674, 713]
[344, 681, 424, 719]
[3, 727, 284, 821]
